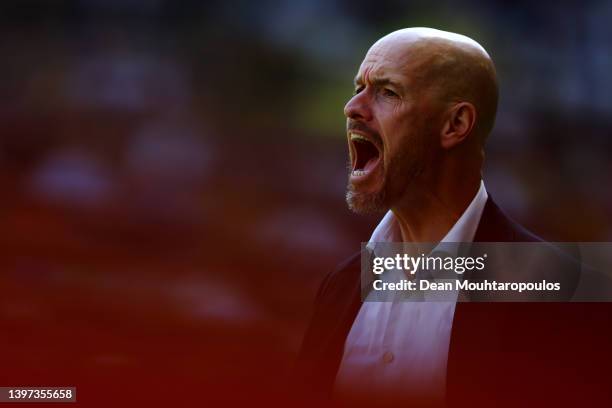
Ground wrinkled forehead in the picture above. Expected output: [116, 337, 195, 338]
[355, 39, 427, 86]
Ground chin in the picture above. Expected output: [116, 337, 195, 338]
[345, 188, 388, 215]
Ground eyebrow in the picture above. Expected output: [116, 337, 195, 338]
[353, 75, 403, 91]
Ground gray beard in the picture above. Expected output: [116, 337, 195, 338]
[345, 184, 388, 215]
[344, 156, 389, 215]
[345, 149, 426, 216]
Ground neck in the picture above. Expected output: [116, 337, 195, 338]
[391, 169, 481, 243]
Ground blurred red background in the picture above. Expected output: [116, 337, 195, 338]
[1, 0, 611, 406]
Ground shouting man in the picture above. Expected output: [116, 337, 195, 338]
[295, 27, 612, 407]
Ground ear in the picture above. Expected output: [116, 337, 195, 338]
[440, 102, 476, 149]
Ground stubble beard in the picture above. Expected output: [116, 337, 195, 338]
[345, 156, 388, 215]
[345, 181, 388, 215]
[345, 145, 428, 216]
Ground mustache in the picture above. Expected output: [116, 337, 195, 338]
[347, 120, 383, 146]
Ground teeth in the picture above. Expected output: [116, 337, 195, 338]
[350, 133, 369, 142]
[352, 170, 367, 176]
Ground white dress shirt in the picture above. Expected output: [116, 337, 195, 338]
[334, 181, 488, 404]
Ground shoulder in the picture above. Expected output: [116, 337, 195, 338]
[475, 197, 583, 299]
[475, 197, 542, 242]
[311, 251, 361, 309]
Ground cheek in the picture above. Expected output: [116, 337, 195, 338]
[379, 110, 414, 161]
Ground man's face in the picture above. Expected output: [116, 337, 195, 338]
[344, 40, 442, 214]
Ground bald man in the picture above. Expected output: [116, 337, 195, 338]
[337, 29, 498, 404]
[295, 28, 612, 407]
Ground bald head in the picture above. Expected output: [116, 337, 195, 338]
[370, 28, 492, 59]
[367, 28, 498, 142]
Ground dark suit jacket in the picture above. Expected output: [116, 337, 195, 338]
[295, 198, 612, 407]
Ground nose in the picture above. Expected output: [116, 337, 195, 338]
[344, 90, 372, 121]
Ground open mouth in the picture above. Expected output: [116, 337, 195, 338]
[350, 133, 382, 177]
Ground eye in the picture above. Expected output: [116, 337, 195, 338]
[382, 88, 398, 97]
[353, 85, 364, 95]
